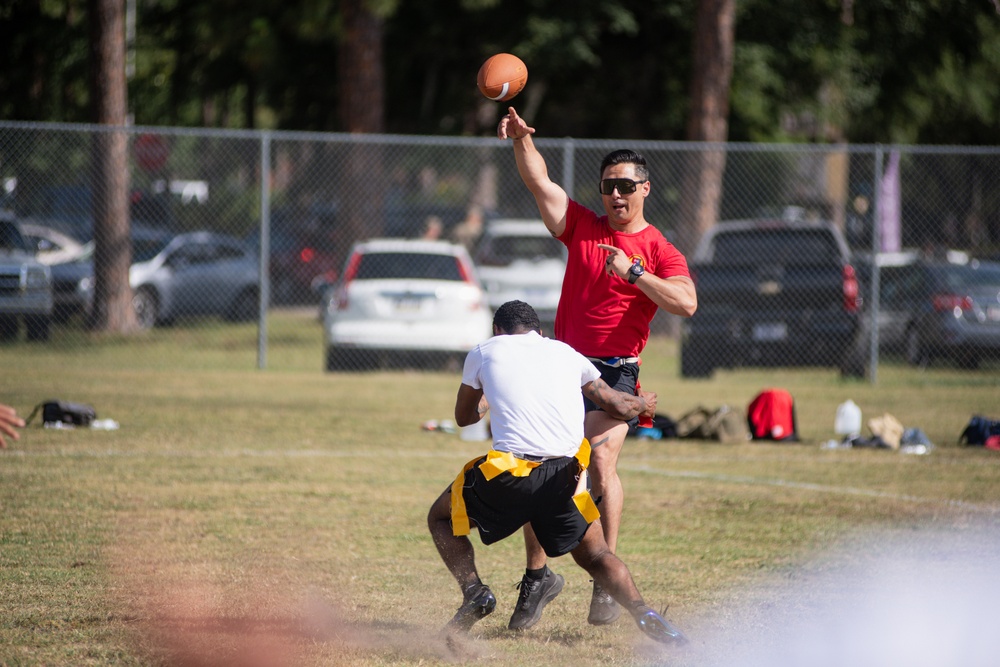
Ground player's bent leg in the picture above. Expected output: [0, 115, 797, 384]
[570, 523, 688, 646]
[586, 413, 629, 625]
[586, 413, 629, 552]
[428, 489, 478, 588]
[522, 523, 548, 570]
[428, 488, 496, 632]
[571, 521, 641, 610]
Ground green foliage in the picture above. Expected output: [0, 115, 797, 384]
[1, 0, 998, 143]
[847, 0, 1000, 144]
[0, 1, 89, 122]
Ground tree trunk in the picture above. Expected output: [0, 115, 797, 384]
[88, 0, 137, 333]
[337, 0, 385, 251]
[675, 0, 735, 257]
[338, 0, 384, 135]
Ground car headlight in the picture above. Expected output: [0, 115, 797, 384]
[25, 266, 50, 290]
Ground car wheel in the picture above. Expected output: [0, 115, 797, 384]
[226, 288, 258, 322]
[905, 327, 927, 367]
[0, 316, 19, 341]
[132, 288, 158, 330]
[680, 341, 713, 378]
[25, 315, 50, 342]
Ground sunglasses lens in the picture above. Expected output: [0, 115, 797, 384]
[600, 179, 637, 195]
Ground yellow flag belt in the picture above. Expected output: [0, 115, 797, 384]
[450, 439, 599, 536]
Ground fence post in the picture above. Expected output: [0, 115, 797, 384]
[868, 145, 884, 384]
[257, 131, 271, 370]
[561, 137, 575, 199]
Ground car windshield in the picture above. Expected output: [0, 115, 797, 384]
[355, 252, 463, 281]
[476, 235, 564, 266]
[713, 229, 840, 265]
[0, 221, 29, 252]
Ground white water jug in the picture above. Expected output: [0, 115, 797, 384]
[460, 418, 490, 442]
[834, 399, 862, 436]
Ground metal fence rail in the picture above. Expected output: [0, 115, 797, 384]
[2, 121, 998, 377]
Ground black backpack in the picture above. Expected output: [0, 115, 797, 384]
[25, 400, 97, 427]
[959, 415, 1000, 446]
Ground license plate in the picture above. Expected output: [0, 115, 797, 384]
[988, 306, 1000, 322]
[395, 296, 422, 312]
[753, 322, 787, 341]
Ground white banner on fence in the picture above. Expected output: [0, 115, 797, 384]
[878, 150, 901, 252]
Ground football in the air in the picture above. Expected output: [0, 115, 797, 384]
[477, 53, 528, 102]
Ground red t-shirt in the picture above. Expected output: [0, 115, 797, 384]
[554, 199, 690, 358]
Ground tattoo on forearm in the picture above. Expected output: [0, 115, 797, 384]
[585, 378, 641, 420]
[587, 378, 612, 402]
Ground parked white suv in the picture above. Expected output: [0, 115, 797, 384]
[323, 238, 492, 371]
[0, 212, 53, 341]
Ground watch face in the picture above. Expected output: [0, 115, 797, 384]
[628, 262, 644, 283]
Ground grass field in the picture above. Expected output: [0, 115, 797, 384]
[2, 310, 1000, 666]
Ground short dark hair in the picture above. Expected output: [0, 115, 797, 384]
[599, 149, 649, 182]
[493, 300, 541, 334]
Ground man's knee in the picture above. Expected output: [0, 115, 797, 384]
[571, 522, 612, 566]
[573, 542, 615, 574]
[428, 491, 450, 530]
[590, 449, 621, 490]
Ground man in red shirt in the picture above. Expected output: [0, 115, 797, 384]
[498, 107, 697, 630]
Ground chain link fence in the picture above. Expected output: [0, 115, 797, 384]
[2, 121, 999, 376]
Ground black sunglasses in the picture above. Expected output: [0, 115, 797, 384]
[599, 178, 647, 195]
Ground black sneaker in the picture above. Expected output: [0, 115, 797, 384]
[445, 583, 497, 633]
[633, 605, 689, 646]
[507, 567, 565, 630]
[587, 581, 621, 625]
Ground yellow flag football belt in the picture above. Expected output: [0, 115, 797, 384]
[450, 439, 599, 536]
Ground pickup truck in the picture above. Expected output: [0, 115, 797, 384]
[680, 218, 865, 378]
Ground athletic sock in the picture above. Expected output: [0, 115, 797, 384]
[525, 566, 547, 581]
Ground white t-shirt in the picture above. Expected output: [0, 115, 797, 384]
[461, 331, 601, 458]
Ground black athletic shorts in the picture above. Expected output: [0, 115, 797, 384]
[582, 359, 640, 429]
[457, 455, 593, 558]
